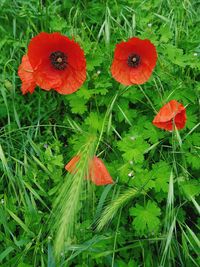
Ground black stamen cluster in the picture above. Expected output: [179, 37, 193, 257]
[50, 51, 67, 70]
[127, 54, 141, 67]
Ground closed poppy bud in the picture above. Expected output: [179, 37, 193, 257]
[153, 100, 186, 131]
[111, 37, 157, 85]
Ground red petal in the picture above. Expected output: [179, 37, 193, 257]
[18, 55, 36, 94]
[65, 39, 86, 71]
[153, 100, 186, 131]
[65, 155, 80, 173]
[89, 157, 114, 186]
[114, 41, 137, 60]
[128, 38, 157, 70]
[54, 66, 86, 94]
[152, 120, 173, 131]
[32, 60, 63, 90]
[129, 62, 153, 84]
[111, 59, 132, 85]
[153, 100, 184, 122]
[28, 32, 67, 69]
[174, 110, 187, 129]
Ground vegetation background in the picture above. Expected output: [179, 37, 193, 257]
[0, 0, 199, 266]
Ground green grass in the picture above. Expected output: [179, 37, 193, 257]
[0, 0, 200, 266]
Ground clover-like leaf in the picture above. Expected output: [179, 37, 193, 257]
[129, 200, 161, 236]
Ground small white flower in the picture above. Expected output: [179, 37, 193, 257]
[148, 23, 152, 28]
[129, 160, 133, 165]
[97, 70, 101, 75]
[130, 136, 135, 141]
[193, 52, 198, 56]
[1, 199, 4, 204]
[128, 171, 133, 177]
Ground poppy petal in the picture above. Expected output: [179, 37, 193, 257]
[129, 62, 153, 85]
[28, 32, 67, 69]
[114, 41, 137, 61]
[129, 38, 157, 69]
[153, 100, 184, 122]
[65, 155, 80, 173]
[174, 110, 187, 129]
[65, 156, 114, 186]
[111, 59, 132, 85]
[18, 55, 36, 94]
[90, 157, 114, 186]
[54, 67, 86, 94]
[153, 100, 186, 131]
[32, 60, 63, 90]
[64, 39, 86, 71]
[152, 120, 173, 131]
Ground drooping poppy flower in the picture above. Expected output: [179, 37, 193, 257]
[89, 156, 113, 186]
[18, 55, 36, 94]
[111, 37, 157, 85]
[153, 100, 186, 131]
[18, 32, 86, 95]
[65, 155, 114, 186]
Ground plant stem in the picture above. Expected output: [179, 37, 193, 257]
[138, 85, 157, 114]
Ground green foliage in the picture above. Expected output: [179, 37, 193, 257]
[0, 0, 199, 266]
[52, 135, 97, 259]
[180, 180, 200, 199]
[118, 135, 150, 163]
[130, 201, 161, 236]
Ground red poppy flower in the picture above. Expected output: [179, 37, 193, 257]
[111, 37, 157, 85]
[65, 156, 114, 186]
[18, 32, 86, 95]
[153, 100, 186, 131]
[18, 55, 36, 94]
[89, 156, 113, 186]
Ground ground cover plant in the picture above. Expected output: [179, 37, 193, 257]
[0, 0, 200, 266]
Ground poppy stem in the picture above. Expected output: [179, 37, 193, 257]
[138, 85, 157, 114]
[95, 91, 120, 154]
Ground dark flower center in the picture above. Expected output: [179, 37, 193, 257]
[127, 54, 141, 67]
[50, 51, 67, 70]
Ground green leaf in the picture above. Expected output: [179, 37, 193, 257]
[186, 153, 200, 170]
[118, 136, 150, 163]
[180, 180, 200, 199]
[84, 112, 104, 131]
[68, 96, 88, 115]
[142, 121, 160, 143]
[0, 247, 14, 262]
[151, 161, 171, 193]
[87, 50, 103, 71]
[76, 87, 93, 100]
[130, 169, 155, 190]
[159, 25, 173, 43]
[165, 44, 186, 67]
[6, 209, 34, 236]
[129, 201, 161, 236]
[50, 15, 68, 31]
